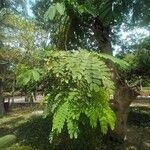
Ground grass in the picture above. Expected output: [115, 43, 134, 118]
[0, 107, 42, 150]
[0, 107, 37, 134]
[142, 87, 150, 91]
[128, 107, 150, 127]
[0, 107, 150, 150]
[0, 135, 17, 149]
[126, 107, 150, 150]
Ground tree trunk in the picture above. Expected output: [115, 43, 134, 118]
[11, 78, 15, 104]
[24, 87, 28, 102]
[93, 19, 112, 54]
[92, 20, 138, 142]
[111, 84, 138, 142]
[0, 99, 5, 116]
[0, 78, 5, 116]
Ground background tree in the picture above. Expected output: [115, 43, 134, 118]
[0, 3, 47, 113]
[117, 37, 150, 88]
[0, 60, 7, 115]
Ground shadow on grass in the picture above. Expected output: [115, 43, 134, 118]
[16, 115, 52, 150]
[1, 116, 25, 126]
[2, 107, 148, 150]
[15, 115, 122, 150]
[0, 127, 13, 137]
[128, 107, 150, 127]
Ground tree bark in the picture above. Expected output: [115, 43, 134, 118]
[92, 20, 138, 142]
[11, 78, 15, 104]
[0, 78, 5, 116]
[24, 87, 28, 102]
[93, 19, 112, 54]
[0, 99, 5, 116]
[111, 84, 138, 142]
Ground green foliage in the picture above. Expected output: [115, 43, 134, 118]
[34, 0, 150, 52]
[16, 67, 42, 102]
[67, 0, 113, 25]
[44, 0, 132, 26]
[45, 5, 57, 20]
[98, 53, 129, 70]
[17, 68, 41, 86]
[44, 2, 65, 20]
[0, 9, 47, 95]
[121, 37, 150, 87]
[0, 135, 17, 149]
[42, 50, 127, 141]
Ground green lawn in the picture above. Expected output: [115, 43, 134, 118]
[0, 108, 43, 150]
[0, 107, 150, 150]
[142, 87, 150, 91]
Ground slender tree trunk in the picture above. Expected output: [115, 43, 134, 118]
[11, 77, 15, 103]
[0, 78, 5, 115]
[33, 91, 37, 101]
[92, 20, 138, 142]
[0, 99, 5, 116]
[24, 87, 28, 102]
[33, 86, 37, 101]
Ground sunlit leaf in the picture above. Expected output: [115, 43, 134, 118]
[56, 2, 65, 15]
[32, 69, 40, 81]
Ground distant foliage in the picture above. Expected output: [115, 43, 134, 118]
[121, 37, 150, 87]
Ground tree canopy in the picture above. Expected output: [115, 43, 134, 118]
[32, 0, 150, 52]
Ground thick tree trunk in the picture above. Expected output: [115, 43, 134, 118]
[92, 20, 138, 142]
[94, 30, 112, 54]
[111, 84, 138, 142]
[93, 19, 112, 54]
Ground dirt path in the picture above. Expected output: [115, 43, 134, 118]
[131, 99, 150, 108]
